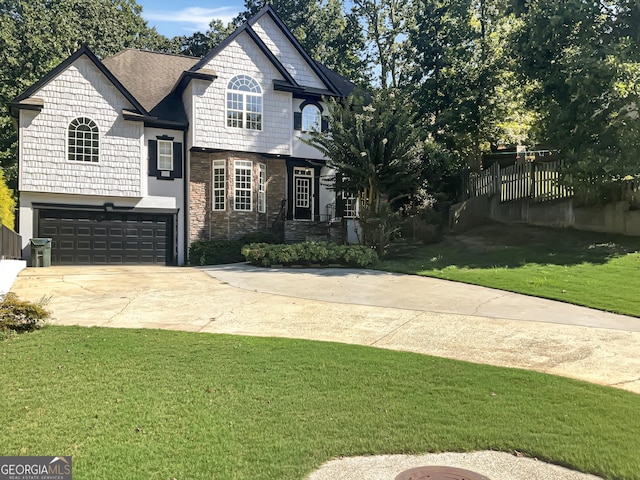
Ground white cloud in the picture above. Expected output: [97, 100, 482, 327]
[145, 7, 238, 34]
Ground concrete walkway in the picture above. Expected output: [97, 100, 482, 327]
[10, 264, 640, 394]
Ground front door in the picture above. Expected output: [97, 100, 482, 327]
[294, 167, 313, 220]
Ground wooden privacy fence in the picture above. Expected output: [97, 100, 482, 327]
[463, 160, 573, 203]
[0, 223, 22, 260]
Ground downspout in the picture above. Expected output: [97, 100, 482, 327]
[183, 125, 189, 265]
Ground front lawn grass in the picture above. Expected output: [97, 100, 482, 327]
[377, 224, 640, 317]
[2, 327, 640, 479]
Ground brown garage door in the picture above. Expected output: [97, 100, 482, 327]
[38, 210, 173, 265]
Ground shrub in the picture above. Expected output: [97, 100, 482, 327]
[360, 205, 403, 258]
[0, 169, 15, 229]
[0, 294, 50, 335]
[189, 232, 279, 266]
[402, 209, 445, 244]
[242, 241, 378, 268]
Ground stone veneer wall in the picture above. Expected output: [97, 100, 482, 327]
[284, 221, 345, 244]
[190, 151, 286, 242]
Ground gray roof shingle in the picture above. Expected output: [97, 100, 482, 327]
[103, 49, 201, 125]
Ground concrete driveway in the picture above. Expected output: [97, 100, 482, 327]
[10, 264, 640, 394]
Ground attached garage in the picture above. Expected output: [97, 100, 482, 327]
[37, 209, 174, 265]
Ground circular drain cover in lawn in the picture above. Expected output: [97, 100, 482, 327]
[395, 466, 491, 480]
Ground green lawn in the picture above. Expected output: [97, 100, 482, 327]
[2, 327, 640, 479]
[377, 224, 640, 317]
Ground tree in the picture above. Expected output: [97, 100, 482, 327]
[408, 0, 534, 169]
[234, 0, 367, 84]
[0, 0, 170, 190]
[513, 0, 640, 196]
[170, 19, 234, 57]
[305, 90, 424, 248]
[0, 168, 15, 229]
[352, 0, 416, 88]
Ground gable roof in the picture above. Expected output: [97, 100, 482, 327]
[103, 49, 201, 125]
[10, 8, 356, 127]
[191, 5, 354, 98]
[314, 62, 357, 97]
[190, 18, 299, 88]
[248, 6, 341, 95]
[11, 46, 148, 116]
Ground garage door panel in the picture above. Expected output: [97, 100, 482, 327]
[59, 254, 79, 264]
[38, 210, 172, 265]
[77, 240, 92, 250]
[59, 240, 76, 250]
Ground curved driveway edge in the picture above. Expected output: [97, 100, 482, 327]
[200, 264, 640, 332]
[10, 265, 640, 394]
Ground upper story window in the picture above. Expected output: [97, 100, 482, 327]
[227, 75, 262, 131]
[302, 104, 321, 132]
[148, 136, 183, 180]
[68, 117, 99, 162]
[157, 140, 173, 171]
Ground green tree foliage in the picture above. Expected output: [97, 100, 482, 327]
[352, 0, 416, 88]
[513, 0, 640, 192]
[235, 0, 368, 84]
[0, 168, 15, 229]
[409, 0, 534, 169]
[169, 19, 234, 57]
[305, 90, 424, 246]
[0, 0, 169, 189]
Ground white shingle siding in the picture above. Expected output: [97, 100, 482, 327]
[292, 98, 327, 160]
[19, 56, 143, 197]
[193, 32, 292, 155]
[252, 15, 327, 90]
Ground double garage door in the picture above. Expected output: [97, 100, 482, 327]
[38, 209, 173, 265]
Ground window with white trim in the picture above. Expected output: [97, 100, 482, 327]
[227, 75, 262, 130]
[343, 191, 357, 218]
[258, 163, 266, 213]
[302, 104, 321, 132]
[212, 160, 226, 211]
[234, 160, 253, 211]
[158, 140, 173, 171]
[68, 117, 99, 162]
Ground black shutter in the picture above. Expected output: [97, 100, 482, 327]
[171, 142, 183, 179]
[148, 140, 158, 176]
[335, 174, 345, 217]
[294, 112, 302, 130]
[321, 116, 329, 132]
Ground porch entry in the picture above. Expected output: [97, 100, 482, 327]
[293, 167, 313, 220]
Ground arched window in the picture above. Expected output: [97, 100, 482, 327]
[302, 104, 321, 132]
[226, 75, 262, 130]
[68, 117, 99, 162]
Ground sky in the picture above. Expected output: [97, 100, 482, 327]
[137, 1, 245, 38]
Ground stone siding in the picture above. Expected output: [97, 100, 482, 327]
[189, 151, 286, 243]
[284, 221, 345, 244]
[20, 56, 143, 197]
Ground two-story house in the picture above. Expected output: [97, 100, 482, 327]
[9, 6, 355, 265]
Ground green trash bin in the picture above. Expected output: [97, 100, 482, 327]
[30, 238, 52, 267]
